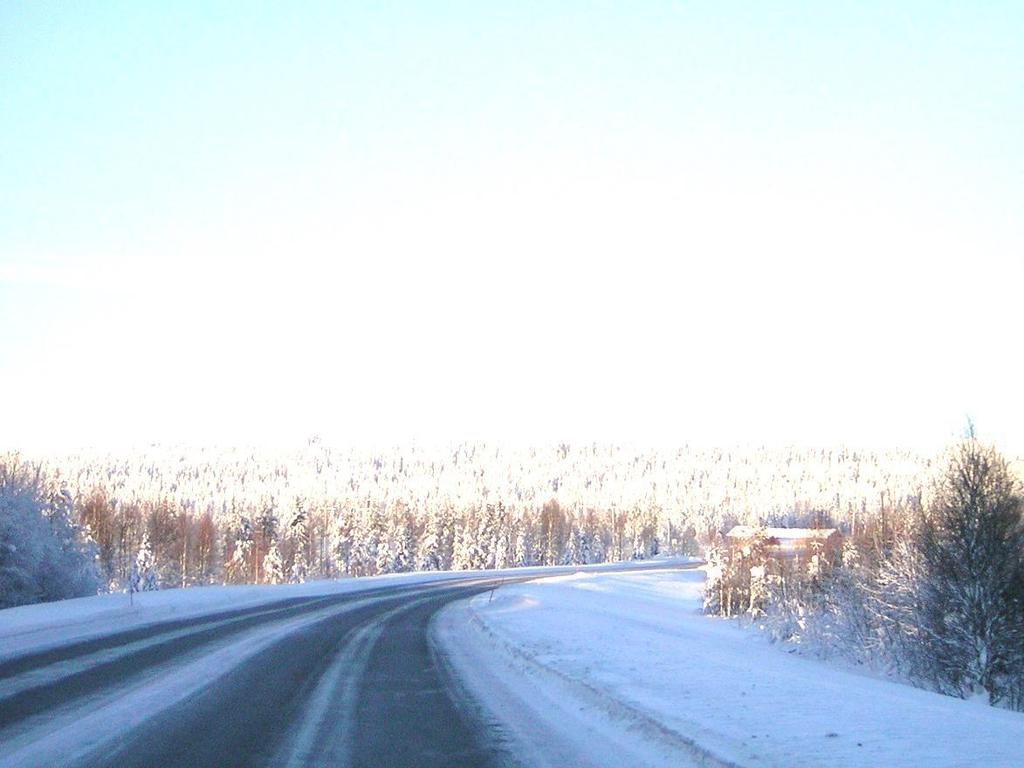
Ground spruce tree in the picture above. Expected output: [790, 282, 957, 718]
[135, 534, 159, 591]
[915, 437, 1024, 703]
[263, 540, 285, 584]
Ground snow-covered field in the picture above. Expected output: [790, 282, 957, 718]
[435, 566, 1024, 768]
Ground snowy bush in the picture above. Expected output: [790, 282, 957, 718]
[869, 438, 1024, 705]
[703, 529, 776, 618]
[739, 437, 1024, 711]
[0, 457, 99, 608]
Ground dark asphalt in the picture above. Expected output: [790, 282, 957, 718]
[0, 594, 344, 730]
[0, 580, 514, 768]
[354, 589, 510, 768]
[0, 563, 690, 767]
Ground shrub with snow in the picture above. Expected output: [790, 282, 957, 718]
[0, 457, 99, 608]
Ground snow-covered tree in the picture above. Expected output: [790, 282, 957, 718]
[255, 503, 279, 584]
[263, 540, 285, 585]
[375, 534, 394, 575]
[389, 515, 415, 573]
[703, 544, 728, 615]
[436, 504, 456, 569]
[703, 529, 771, 618]
[417, 509, 444, 571]
[331, 508, 355, 576]
[135, 533, 159, 591]
[290, 544, 308, 583]
[476, 505, 499, 570]
[514, 520, 535, 567]
[285, 499, 310, 583]
[913, 437, 1024, 704]
[563, 528, 589, 566]
[452, 509, 480, 571]
[0, 459, 98, 607]
[225, 514, 254, 584]
[538, 501, 567, 566]
[356, 503, 385, 576]
[748, 564, 769, 617]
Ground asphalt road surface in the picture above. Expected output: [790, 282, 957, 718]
[0, 564, 685, 768]
[0, 578, 516, 768]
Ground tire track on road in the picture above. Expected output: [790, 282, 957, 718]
[0, 593, 396, 768]
[0, 580, 478, 732]
[67, 581, 510, 768]
[0, 594, 346, 730]
[0, 595, 326, 676]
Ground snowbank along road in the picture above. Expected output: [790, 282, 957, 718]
[437, 567, 1024, 768]
[0, 562, 694, 768]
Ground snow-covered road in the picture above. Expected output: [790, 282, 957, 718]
[8, 560, 1010, 767]
[0, 560, 692, 767]
[0, 578, 508, 767]
[434, 567, 1024, 768]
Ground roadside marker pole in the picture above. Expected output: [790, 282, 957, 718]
[489, 577, 504, 603]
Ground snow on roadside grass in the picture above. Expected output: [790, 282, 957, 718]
[441, 566, 1024, 768]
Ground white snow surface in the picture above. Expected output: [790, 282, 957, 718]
[436, 566, 1024, 768]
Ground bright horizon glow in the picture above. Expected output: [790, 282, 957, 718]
[2, 3, 1022, 454]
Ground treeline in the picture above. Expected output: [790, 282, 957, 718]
[705, 436, 1024, 710]
[3, 445, 673, 606]
[13, 440, 960, 597]
[7, 438, 1021, 634]
[76, 492, 663, 591]
[3, 440, 993, 602]
[31, 442, 943, 546]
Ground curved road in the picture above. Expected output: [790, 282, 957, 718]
[0, 579, 513, 768]
[0, 564, 687, 768]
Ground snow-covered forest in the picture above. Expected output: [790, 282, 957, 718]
[4, 438, 1023, 712]
[2, 440, 976, 602]
[705, 436, 1024, 710]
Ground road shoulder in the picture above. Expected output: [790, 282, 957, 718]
[431, 593, 714, 768]
[433, 569, 1024, 768]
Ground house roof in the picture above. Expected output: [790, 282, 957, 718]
[725, 525, 839, 540]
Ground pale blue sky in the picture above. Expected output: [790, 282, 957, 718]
[2, 2, 1022, 451]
